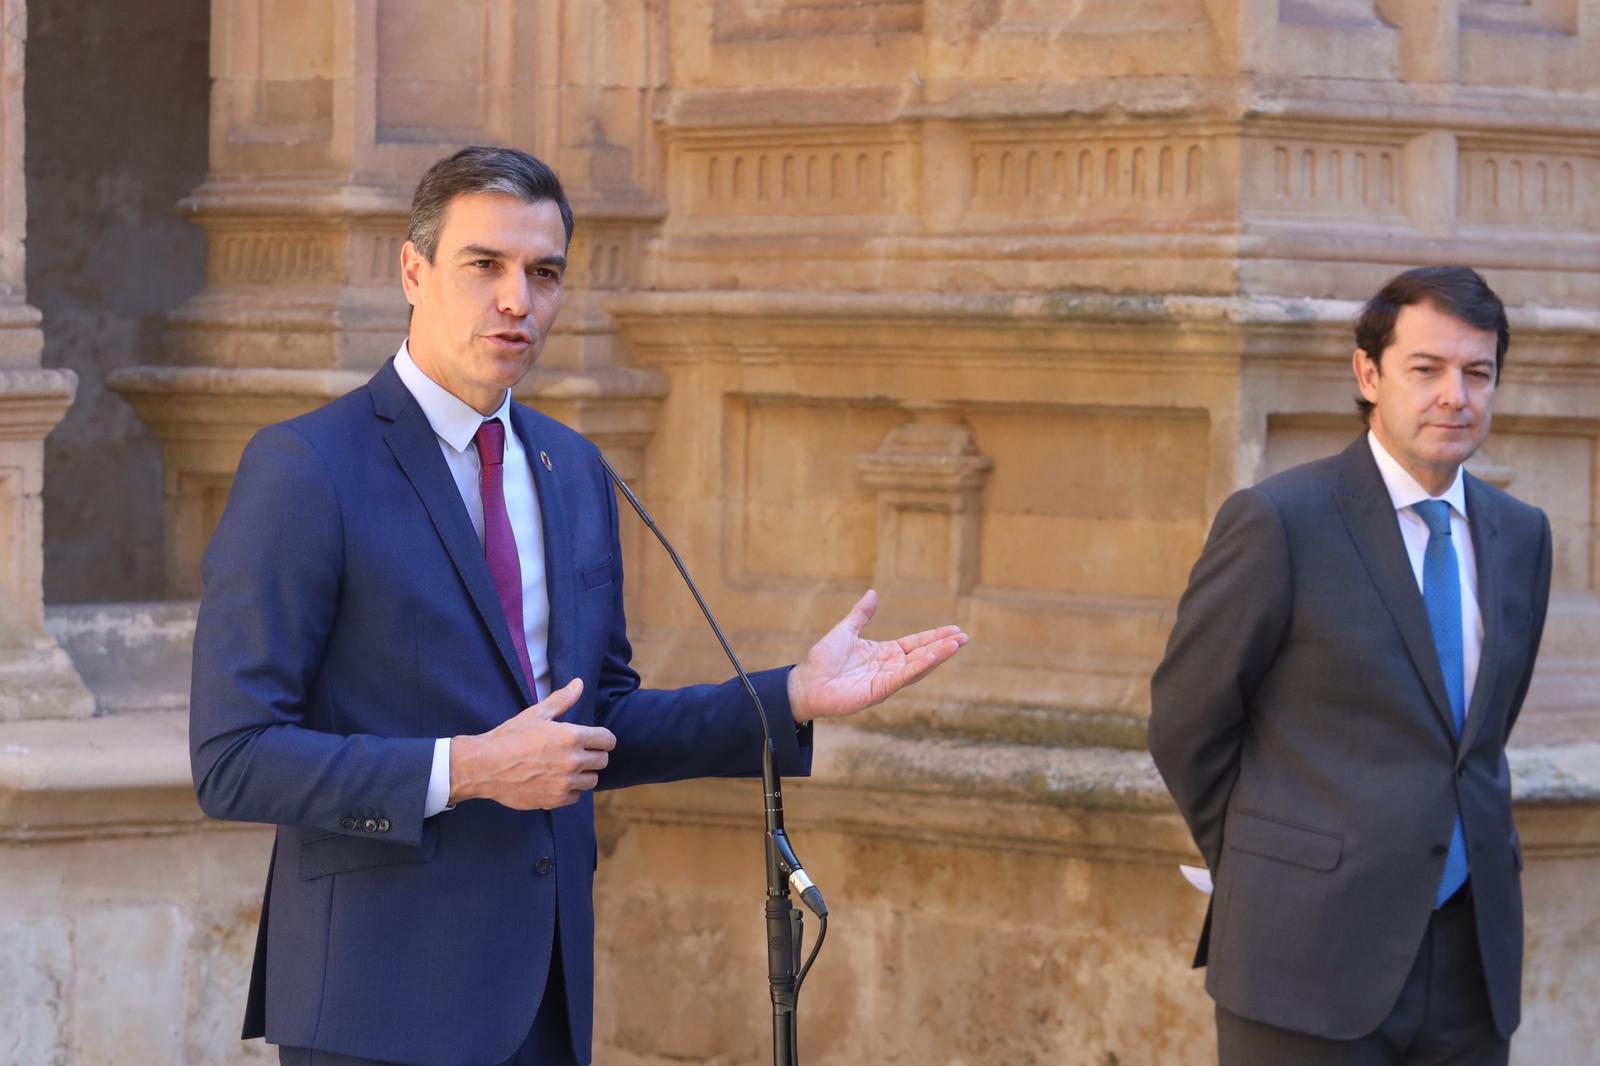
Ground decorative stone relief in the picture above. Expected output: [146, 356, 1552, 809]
[1458, 146, 1590, 228]
[678, 132, 916, 217]
[212, 231, 341, 287]
[968, 135, 1210, 216]
[1252, 136, 1405, 219]
[855, 406, 992, 600]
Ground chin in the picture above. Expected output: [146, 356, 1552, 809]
[1428, 442, 1482, 469]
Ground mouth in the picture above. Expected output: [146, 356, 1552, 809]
[483, 330, 533, 351]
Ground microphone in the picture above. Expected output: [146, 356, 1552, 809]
[597, 451, 827, 1065]
[773, 830, 828, 918]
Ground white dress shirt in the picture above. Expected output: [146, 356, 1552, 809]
[394, 342, 552, 816]
[1367, 431, 1483, 715]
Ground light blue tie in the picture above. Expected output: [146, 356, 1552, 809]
[1415, 499, 1469, 907]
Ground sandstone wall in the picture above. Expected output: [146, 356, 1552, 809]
[2, 2, 1598, 1064]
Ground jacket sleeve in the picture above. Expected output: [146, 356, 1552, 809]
[1503, 509, 1554, 744]
[1148, 487, 1292, 872]
[586, 454, 812, 790]
[189, 424, 434, 846]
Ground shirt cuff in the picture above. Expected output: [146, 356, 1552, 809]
[424, 737, 454, 817]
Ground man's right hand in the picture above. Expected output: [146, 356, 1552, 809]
[447, 679, 616, 809]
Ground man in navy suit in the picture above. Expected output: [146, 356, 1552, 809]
[190, 146, 968, 1066]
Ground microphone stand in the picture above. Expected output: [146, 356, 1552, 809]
[599, 455, 828, 1066]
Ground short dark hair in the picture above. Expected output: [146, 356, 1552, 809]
[407, 146, 574, 262]
[1353, 266, 1509, 422]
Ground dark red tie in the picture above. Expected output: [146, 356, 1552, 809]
[472, 419, 534, 691]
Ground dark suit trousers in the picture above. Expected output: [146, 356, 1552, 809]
[1216, 889, 1508, 1066]
[278, 928, 577, 1066]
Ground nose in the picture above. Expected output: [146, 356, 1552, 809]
[497, 270, 531, 319]
[1438, 367, 1468, 409]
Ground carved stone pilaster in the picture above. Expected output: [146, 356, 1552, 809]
[0, 367, 93, 720]
[856, 405, 992, 605]
[107, 366, 366, 598]
[0, 0, 94, 720]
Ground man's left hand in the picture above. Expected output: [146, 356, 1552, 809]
[787, 589, 968, 724]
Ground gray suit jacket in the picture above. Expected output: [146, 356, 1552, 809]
[1149, 436, 1552, 1040]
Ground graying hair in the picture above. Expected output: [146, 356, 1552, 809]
[406, 146, 574, 262]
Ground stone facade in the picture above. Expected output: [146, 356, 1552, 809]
[2, 2, 1599, 1064]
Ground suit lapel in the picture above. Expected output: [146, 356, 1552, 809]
[1332, 439, 1458, 737]
[511, 404, 579, 693]
[370, 361, 534, 706]
[1459, 474, 1503, 757]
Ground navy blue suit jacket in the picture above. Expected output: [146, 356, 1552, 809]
[190, 359, 812, 1066]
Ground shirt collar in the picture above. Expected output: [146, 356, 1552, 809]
[1367, 430, 1467, 521]
[393, 341, 512, 454]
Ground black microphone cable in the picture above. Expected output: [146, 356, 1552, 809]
[597, 452, 829, 1047]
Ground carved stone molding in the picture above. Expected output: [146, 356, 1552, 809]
[107, 366, 367, 598]
[856, 405, 993, 601]
[0, 368, 93, 721]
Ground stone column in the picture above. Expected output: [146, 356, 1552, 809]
[0, 0, 90, 720]
[111, 0, 666, 598]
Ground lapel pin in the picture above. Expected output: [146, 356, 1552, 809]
[540, 450, 553, 471]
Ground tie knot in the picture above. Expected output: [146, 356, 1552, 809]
[473, 418, 506, 467]
[1414, 499, 1452, 535]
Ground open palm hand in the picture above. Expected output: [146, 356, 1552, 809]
[787, 590, 968, 723]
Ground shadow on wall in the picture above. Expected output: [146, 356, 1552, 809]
[25, 0, 211, 603]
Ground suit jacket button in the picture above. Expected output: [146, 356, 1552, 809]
[363, 818, 379, 833]
[535, 856, 555, 876]
[341, 817, 356, 831]
[1457, 765, 1467, 778]
[377, 818, 391, 833]
[1431, 845, 1448, 857]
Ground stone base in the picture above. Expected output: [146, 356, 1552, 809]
[2, 663, 1598, 1064]
[0, 637, 94, 722]
[591, 728, 1600, 1066]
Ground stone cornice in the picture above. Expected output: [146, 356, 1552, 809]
[661, 77, 1600, 137]
[6, 706, 1596, 856]
[0, 367, 77, 440]
[0, 711, 209, 841]
[598, 724, 1600, 863]
[608, 289, 1600, 343]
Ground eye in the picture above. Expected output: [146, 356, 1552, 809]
[469, 259, 496, 271]
[531, 266, 562, 282]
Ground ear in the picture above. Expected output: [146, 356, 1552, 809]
[1352, 348, 1381, 405]
[400, 240, 427, 306]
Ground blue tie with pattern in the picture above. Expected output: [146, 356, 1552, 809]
[1415, 499, 1469, 907]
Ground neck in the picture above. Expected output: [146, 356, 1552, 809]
[1371, 425, 1458, 497]
[1412, 466, 1457, 497]
[406, 339, 504, 415]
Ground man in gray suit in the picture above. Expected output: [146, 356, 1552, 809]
[1150, 266, 1552, 1064]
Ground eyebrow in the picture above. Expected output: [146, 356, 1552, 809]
[457, 244, 567, 271]
[1405, 351, 1496, 368]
